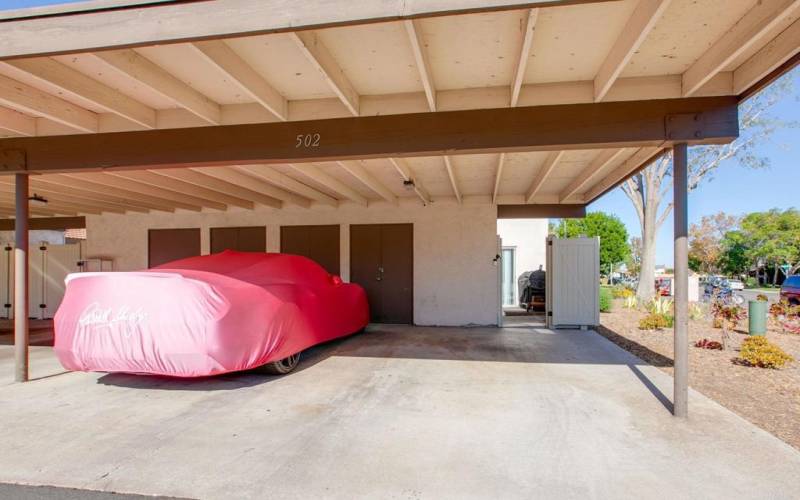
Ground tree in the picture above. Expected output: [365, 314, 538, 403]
[627, 237, 642, 276]
[688, 212, 739, 274]
[718, 230, 749, 277]
[621, 73, 794, 301]
[740, 209, 800, 283]
[561, 212, 630, 271]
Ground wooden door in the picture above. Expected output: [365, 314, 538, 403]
[210, 226, 266, 253]
[148, 228, 201, 268]
[350, 224, 413, 324]
[280, 225, 340, 275]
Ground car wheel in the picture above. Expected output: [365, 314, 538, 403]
[257, 352, 301, 375]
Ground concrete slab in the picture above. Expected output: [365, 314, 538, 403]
[0, 322, 798, 499]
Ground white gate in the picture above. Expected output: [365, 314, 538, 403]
[546, 236, 600, 329]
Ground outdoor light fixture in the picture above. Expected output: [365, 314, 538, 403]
[28, 194, 48, 204]
[403, 179, 416, 190]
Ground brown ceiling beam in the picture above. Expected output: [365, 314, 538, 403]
[0, 96, 739, 175]
[498, 204, 586, 219]
[0, 216, 85, 230]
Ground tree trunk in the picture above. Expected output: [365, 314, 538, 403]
[635, 195, 659, 302]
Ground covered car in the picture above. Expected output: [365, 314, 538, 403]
[54, 250, 369, 377]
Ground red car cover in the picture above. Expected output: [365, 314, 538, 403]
[54, 251, 369, 377]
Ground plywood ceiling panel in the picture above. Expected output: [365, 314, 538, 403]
[420, 10, 526, 90]
[525, 1, 637, 84]
[624, 0, 758, 78]
[225, 34, 335, 101]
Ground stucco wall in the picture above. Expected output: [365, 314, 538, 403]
[497, 218, 548, 274]
[84, 200, 499, 326]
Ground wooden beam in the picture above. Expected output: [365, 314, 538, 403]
[290, 32, 359, 116]
[734, 17, 800, 95]
[288, 163, 368, 205]
[236, 165, 338, 207]
[157, 168, 282, 209]
[337, 160, 397, 204]
[191, 41, 287, 121]
[111, 170, 252, 209]
[683, 0, 800, 97]
[491, 152, 506, 204]
[442, 156, 461, 204]
[510, 9, 538, 107]
[583, 146, 664, 202]
[404, 19, 436, 112]
[198, 167, 311, 208]
[559, 148, 626, 202]
[92, 50, 221, 124]
[0, 73, 97, 132]
[526, 150, 564, 203]
[0, 106, 35, 136]
[0, 0, 617, 60]
[498, 203, 586, 219]
[28, 176, 164, 212]
[0, 179, 147, 213]
[64, 172, 226, 211]
[2, 57, 156, 128]
[594, 0, 672, 102]
[388, 157, 430, 205]
[0, 188, 105, 214]
[0, 216, 84, 230]
[40, 173, 198, 212]
[0, 199, 65, 216]
[0, 96, 740, 174]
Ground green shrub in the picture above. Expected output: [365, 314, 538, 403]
[738, 337, 794, 369]
[745, 277, 758, 288]
[599, 287, 612, 313]
[638, 313, 671, 330]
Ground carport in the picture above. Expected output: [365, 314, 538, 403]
[0, 0, 798, 422]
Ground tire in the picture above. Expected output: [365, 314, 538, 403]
[256, 352, 301, 375]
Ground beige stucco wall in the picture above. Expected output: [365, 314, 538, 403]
[84, 199, 499, 326]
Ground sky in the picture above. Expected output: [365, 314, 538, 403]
[5, 1, 800, 268]
[589, 66, 800, 266]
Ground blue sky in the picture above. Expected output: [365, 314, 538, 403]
[1, 0, 84, 9]
[589, 66, 800, 266]
[6, 1, 799, 268]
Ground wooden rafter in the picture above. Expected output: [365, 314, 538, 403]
[337, 160, 397, 204]
[191, 40, 287, 121]
[510, 9, 538, 107]
[0, 73, 97, 132]
[236, 165, 338, 207]
[442, 156, 461, 204]
[525, 150, 564, 203]
[65, 172, 226, 211]
[491, 153, 506, 204]
[1, 57, 156, 128]
[559, 148, 627, 202]
[290, 32, 359, 116]
[28, 176, 170, 212]
[156, 168, 282, 209]
[112, 170, 253, 209]
[388, 157, 430, 205]
[734, 17, 800, 95]
[288, 163, 368, 205]
[683, 0, 800, 97]
[41, 174, 200, 212]
[198, 167, 311, 208]
[583, 146, 664, 202]
[594, 0, 672, 102]
[404, 19, 436, 112]
[0, 106, 35, 136]
[92, 49, 221, 124]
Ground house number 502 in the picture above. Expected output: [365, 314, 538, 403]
[295, 133, 321, 148]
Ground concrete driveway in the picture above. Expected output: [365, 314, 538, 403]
[1, 320, 799, 499]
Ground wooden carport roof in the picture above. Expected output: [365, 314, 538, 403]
[0, 0, 797, 217]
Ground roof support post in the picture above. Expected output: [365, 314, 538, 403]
[14, 173, 29, 383]
[672, 142, 688, 417]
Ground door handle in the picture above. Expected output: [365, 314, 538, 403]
[376, 266, 384, 281]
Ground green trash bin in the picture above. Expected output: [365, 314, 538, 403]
[748, 300, 767, 336]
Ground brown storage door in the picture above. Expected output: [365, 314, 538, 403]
[148, 228, 201, 268]
[280, 225, 340, 275]
[350, 224, 413, 324]
[210, 226, 266, 253]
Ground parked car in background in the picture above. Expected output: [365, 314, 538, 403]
[781, 275, 800, 305]
[727, 279, 744, 291]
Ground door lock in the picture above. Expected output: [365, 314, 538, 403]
[376, 266, 384, 281]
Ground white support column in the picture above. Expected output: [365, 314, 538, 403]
[673, 143, 689, 417]
[14, 173, 29, 383]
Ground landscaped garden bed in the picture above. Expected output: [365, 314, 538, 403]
[597, 296, 800, 450]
